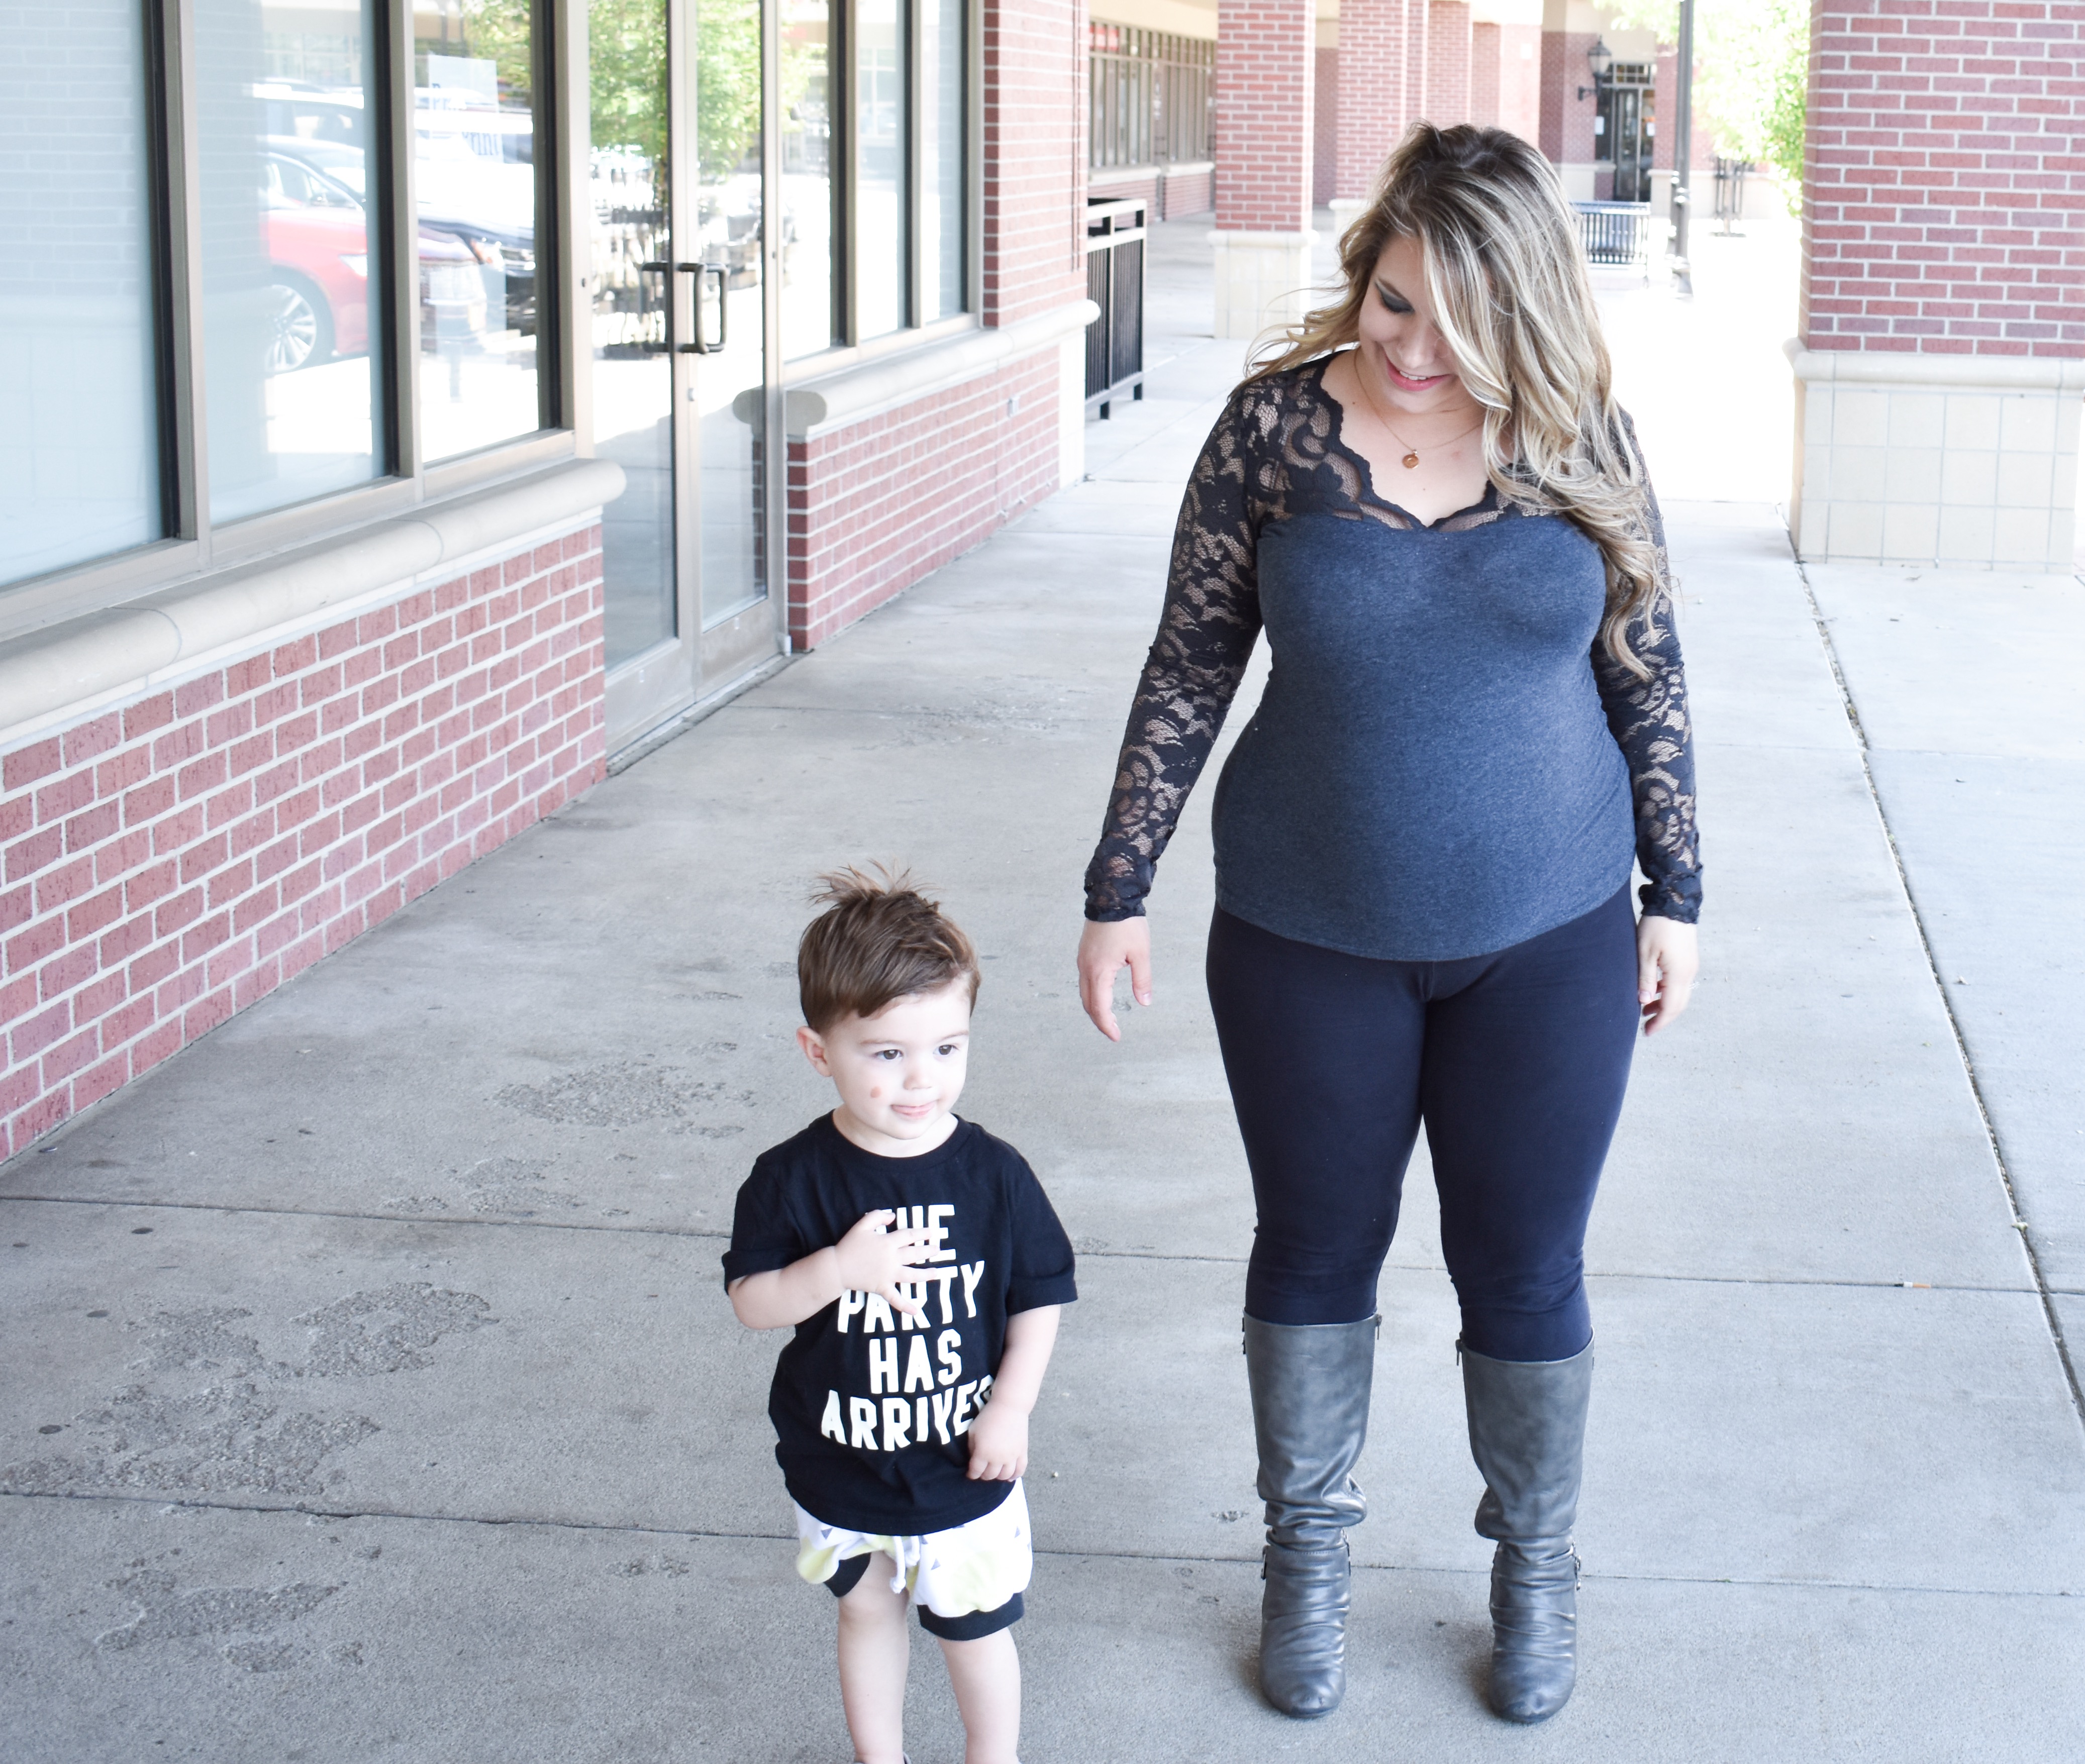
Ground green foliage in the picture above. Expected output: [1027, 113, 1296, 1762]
[1751, 0, 1812, 206]
[589, 0, 668, 170]
[428, 0, 537, 106]
[585, 0, 761, 183]
[697, 0, 764, 180]
[1593, 0, 1811, 213]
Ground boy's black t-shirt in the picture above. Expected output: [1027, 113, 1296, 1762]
[723, 1114, 1078, 1535]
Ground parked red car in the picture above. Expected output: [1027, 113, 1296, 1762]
[259, 152, 486, 373]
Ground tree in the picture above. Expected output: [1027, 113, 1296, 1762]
[1601, 0, 1811, 211]
[589, 0, 668, 171]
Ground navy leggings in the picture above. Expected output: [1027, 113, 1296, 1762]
[1205, 889, 1639, 1363]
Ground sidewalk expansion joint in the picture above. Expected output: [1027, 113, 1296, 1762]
[0, 1195, 2042, 1302]
[0, 1192, 729, 1241]
[1030, 1543, 2075, 1600]
[1794, 552, 2085, 1429]
[8, 1492, 2070, 1602]
[0, 1486, 790, 1544]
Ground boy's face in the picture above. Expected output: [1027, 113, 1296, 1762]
[797, 978, 973, 1158]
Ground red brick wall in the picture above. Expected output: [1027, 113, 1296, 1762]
[1216, 0, 1316, 230]
[1802, 0, 2084, 357]
[1471, 21, 1500, 126]
[1497, 23, 1541, 144]
[1652, 46, 1717, 172]
[1539, 30, 1599, 166]
[984, 0, 1088, 326]
[1160, 165, 1214, 216]
[1335, 0, 1409, 199]
[1405, 0, 1429, 128]
[1314, 45, 1339, 204]
[1, 526, 606, 1159]
[786, 347, 1062, 649]
[1090, 171, 1159, 216]
[1426, 1, 1472, 127]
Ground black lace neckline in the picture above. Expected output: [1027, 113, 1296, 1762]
[1304, 356, 1502, 531]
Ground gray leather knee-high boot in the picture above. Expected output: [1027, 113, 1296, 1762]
[1461, 1339, 1594, 1725]
[1243, 1314, 1376, 1719]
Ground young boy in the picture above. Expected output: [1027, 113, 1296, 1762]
[725, 868, 1075, 1764]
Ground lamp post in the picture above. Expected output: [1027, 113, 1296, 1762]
[1578, 38, 1613, 101]
[1670, 0, 1695, 293]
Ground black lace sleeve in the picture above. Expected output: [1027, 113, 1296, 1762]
[1082, 388, 1268, 920]
[1593, 425, 1701, 923]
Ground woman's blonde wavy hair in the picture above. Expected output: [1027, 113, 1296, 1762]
[1251, 123, 1665, 676]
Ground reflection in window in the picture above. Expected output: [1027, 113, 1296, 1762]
[414, 0, 544, 461]
[195, 0, 385, 526]
[921, 0, 964, 323]
[854, 0, 907, 339]
[697, 0, 768, 628]
[780, 0, 835, 358]
[590, 0, 676, 667]
[0, 0, 162, 584]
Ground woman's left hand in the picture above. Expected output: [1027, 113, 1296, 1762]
[1636, 914, 1698, 1035]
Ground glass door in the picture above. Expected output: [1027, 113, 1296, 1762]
[594, 0, 781, 753]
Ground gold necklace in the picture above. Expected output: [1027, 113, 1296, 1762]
[1358, 359, 1485, 468]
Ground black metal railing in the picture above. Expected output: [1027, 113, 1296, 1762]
[1084, 197, 1146, 417]
[1571, 200, 1653, 275]
[1713, 158, 1751, 231]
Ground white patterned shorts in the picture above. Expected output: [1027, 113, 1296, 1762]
[794, 1479, 1032, 1639]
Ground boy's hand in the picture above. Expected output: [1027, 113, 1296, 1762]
[831, 1209, 935, 1318]
[966, 1391, 1029, 1482]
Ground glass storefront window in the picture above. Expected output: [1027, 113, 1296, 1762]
[921, 0, 964, 323]
[0, 0, 163, 584]
[854, 0, 906, 339]
[780, 0, 835, 358]
[414, 0, 545, 461]
[195, 0, 385, 527]
[591, 0, 675, 668]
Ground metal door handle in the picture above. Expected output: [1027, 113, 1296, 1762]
[683, 263, 727, 355]
[636, 260, 707, 354]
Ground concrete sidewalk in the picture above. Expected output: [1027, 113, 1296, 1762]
[5, 224, 2082, 1763]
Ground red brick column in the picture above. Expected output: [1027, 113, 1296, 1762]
[1508, 26, 1541, 141]
[1426, 1, 1473, 127]
[1314, 43, 1339, 204]
[982, 0, 1088, 328]
[1791, 0, 2084, 564]
[1216, 0, 1316, 230]
[1404, 0, 1430, 128]
[1214, 0, 1317, 337]
[1801, 0, 2080, 358]
[1334, 0, 1410, 201]
[1471, 20, 1500, 125]
[1538, 28, 1599, 195]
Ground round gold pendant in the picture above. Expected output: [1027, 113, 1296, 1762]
[1401, 452, 1420, 469]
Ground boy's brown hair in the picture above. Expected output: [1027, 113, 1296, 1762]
[797, 865, 979, 1035]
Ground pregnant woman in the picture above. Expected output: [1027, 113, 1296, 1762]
[1075, 125, 1700, 1726]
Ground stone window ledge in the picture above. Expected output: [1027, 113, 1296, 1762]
[1785, 342, 2085, 394]
[734, 297, 1101, 442]
[0, 458, 627, 751]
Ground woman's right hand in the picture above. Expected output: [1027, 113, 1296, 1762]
[1077, 917, 1153, 1042]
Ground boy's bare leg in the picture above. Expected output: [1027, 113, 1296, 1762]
[938, 1630, 1021, 1764]
[837, 1572, 911, 1764]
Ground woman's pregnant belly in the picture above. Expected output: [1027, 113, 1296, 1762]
[1211, 511, 1638, 961]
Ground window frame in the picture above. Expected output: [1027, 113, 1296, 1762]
[0, 0, 580, 640]
[798, 0, 974, 367]
[1087, 23, 1213, 174]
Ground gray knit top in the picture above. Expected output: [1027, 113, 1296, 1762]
[1082, 360, 1700, 962]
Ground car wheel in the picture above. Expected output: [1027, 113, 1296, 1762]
[263, 278, 333, 373]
